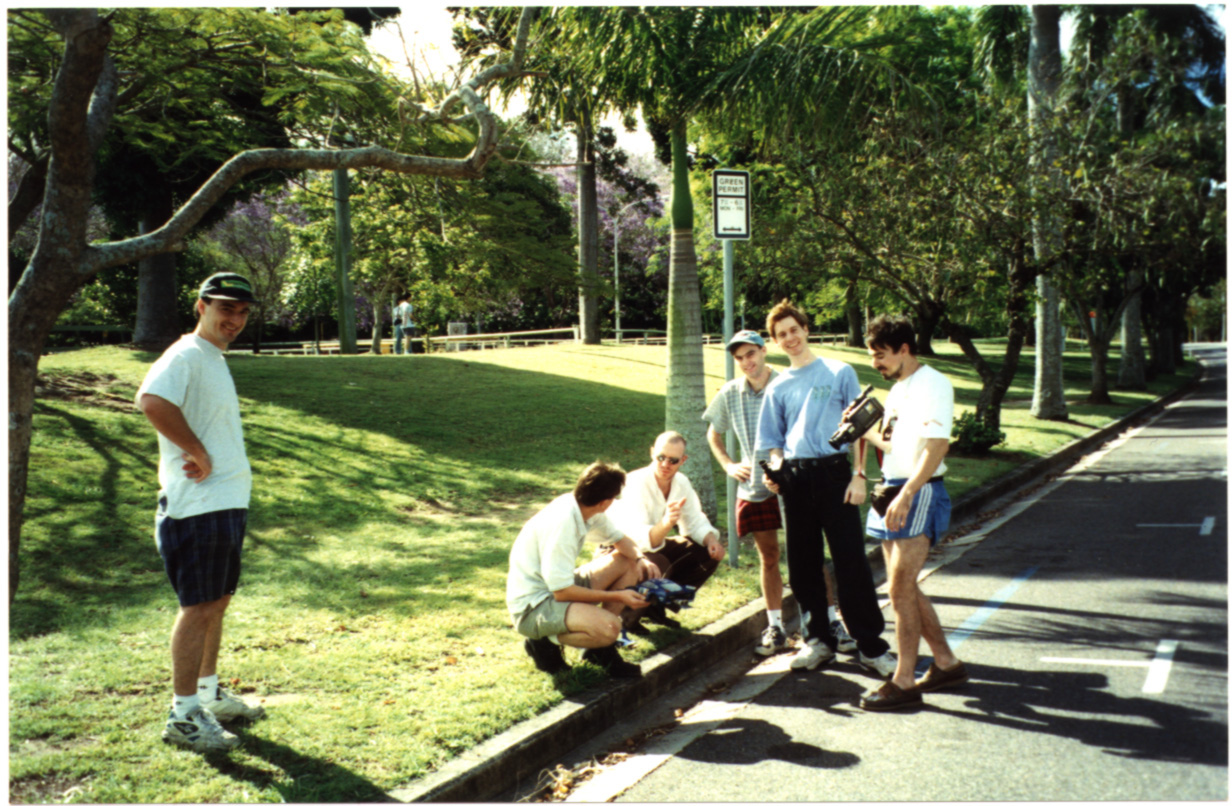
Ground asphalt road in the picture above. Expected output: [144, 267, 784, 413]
[568, 347, 1227, 803]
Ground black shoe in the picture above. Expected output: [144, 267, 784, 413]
[581, 645, 642, 679]
[524, 637, 569, 674]
[644, 604, 681, 629]
[625, 620, 651, 636]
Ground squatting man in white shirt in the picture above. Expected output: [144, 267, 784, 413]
[506, 462, 658, 679]
[608, 431, 726, 631]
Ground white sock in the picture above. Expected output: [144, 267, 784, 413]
[767, 609, 783, 629]
[828, 605, 839, 623]
[172, 693, 200, 719]
[197, 674, 219, 704]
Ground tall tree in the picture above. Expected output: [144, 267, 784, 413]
[1068, 4, 1225, 384]
[7, 7, 540, 600]
[1027, 5, 1070, 421]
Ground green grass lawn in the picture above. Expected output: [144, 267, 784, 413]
[10, 339, 1191, 803]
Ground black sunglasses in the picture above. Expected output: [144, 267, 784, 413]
[655, 454, 682, 466]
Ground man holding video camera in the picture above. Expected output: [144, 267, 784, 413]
[756, 300, 895, 677]
[854, 314, 965, 711]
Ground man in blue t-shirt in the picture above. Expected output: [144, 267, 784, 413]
[756, 300, 895, 678]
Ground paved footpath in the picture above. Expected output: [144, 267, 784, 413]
[554, 346, 1227, 802]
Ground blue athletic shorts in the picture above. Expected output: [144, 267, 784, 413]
[155, 498, 248, 607]
[865, 478, 951, 545]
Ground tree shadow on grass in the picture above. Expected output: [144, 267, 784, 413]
[204, 731, 398, 803]
[16, 355, 666, 635]
[14, 401, 166, 639]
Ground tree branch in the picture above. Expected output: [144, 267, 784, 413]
[85, 146, 488, 273]
[8, 154, 49, 235]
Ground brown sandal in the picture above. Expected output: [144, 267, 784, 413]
[859, 681, 922, 711]
[915, 661, 969, 692]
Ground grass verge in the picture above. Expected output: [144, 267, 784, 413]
[11, 340, 1191, 802]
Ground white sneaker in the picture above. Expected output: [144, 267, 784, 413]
[162, 706, 240, 752]
[754, 625, 788, 657]
[204, 688, 266, 722]
[790, 638, 836, 671]
[858, 650, 897, 679]
[832, 620, 857, 654]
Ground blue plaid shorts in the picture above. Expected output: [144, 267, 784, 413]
[155, 497, 248, 607]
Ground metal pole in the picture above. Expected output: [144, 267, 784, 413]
[723, 238, 738, 568]
[614, 221, 621, 342]
[613, 201, 638, 342]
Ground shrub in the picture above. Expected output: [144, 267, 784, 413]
[951, 411, 1006, 455]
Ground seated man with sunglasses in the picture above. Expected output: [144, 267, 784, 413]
[609, 431, 725, 629]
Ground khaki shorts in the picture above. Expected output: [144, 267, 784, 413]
[513, 569, 592, 640]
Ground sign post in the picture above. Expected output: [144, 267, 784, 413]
[713, 170, 751, 568]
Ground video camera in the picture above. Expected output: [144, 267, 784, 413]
[828, 385, 884, 449]
[758, 458, 785, 487]
[635, 578, 697, 612]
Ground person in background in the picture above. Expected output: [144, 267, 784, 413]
[393, 295, 415, 356]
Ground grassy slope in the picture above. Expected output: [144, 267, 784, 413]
[10, 341, 1188, 802]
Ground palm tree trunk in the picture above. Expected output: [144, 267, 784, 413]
[1028, 5, 1069, 420]
[1117, 270, 1147, 389]
[664, 121, 717, 523]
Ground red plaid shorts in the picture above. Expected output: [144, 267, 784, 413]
[735, 496, 782, 537]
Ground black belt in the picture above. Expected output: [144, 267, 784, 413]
[784, 455, 849, 469]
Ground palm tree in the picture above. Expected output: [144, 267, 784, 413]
[552, 7, 911, 519]
[1027, 5, 1070, 420]
[973, 5, 1068, 420]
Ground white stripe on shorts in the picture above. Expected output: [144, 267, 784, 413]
[906, 481, 934, 538]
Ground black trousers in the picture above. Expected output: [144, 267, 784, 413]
[646, 535, 720, 590]
[780, 456, 889, 658]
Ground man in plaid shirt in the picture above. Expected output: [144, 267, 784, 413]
[703, 330, 856, 658]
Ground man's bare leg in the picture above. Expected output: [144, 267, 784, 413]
[171, 596, 230, 697]
[882, 536, 931, 691]
[752, 530, 782, 610]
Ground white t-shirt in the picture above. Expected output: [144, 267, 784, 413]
[879, 363, 953, 481]
[393, 301, 414, 327]
[506, 493, 626, 617]
[136, 334, 252, 518]
[608, 466, 719, 552]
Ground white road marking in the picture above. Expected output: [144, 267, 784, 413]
[1136, 517, 1217, 536]
[946, 566, 1039, 651]
[1041, 639, 1179, 695]
[1143, 640, 1179, 694]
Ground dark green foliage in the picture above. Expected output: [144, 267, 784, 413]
[951, 411, 1007, 456]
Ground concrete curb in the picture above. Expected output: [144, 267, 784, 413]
[393, 369, 1203, 802]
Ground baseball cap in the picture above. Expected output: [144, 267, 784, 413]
[199, 272, 256, 303]
[727, 329, 766, 352]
